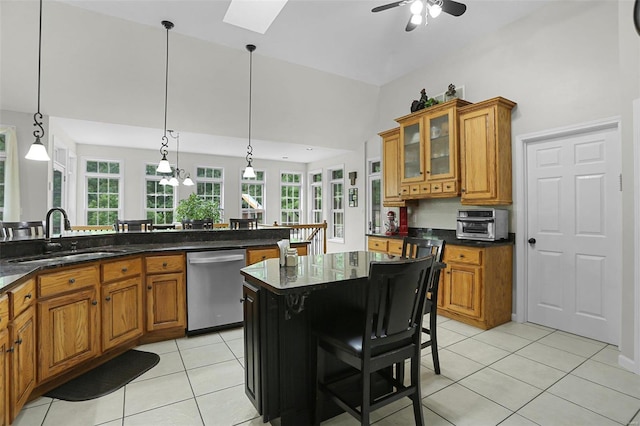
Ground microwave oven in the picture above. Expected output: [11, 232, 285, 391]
[456, 209, 509, 241]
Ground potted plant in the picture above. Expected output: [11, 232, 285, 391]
[176, 193, 221, 223]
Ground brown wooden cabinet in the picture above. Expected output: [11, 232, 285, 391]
[459, 97, 516, 205]
[367, 236, 389, 253]
[0, 295, 9, 426]
[246, 247, 279, 266]
[101, 257, 144, 352]
[37, 266, 100, 382]
[380, 128, 405, 207]
[396, 99, 471, 200]
[145, 254, 186, 332]
[7, 279, 36, 423]
[440, 244, 512, 329]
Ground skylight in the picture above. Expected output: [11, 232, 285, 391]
[223, 0, 288, 34]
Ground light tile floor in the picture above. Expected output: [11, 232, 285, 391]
[13, 318, 640, 426]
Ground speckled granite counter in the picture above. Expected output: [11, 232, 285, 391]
[366, 228, 515, 247]
[0, 228, 294, 292]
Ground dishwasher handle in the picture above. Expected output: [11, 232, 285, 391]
[188, 254, 245, 264]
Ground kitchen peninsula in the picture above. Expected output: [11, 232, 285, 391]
[240, 251, 400, 425]
[0, 227, 307, 425]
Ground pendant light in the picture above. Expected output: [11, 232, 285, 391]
[156, 20, 174, 174]
[160, 130, 194, 187]
[243, 44, 257, 179]
[25, 0, 50, 162]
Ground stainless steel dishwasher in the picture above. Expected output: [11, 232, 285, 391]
[186, 250, 246, 334]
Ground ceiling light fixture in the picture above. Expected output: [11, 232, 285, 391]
[25, 0, 50, 162]
[156, 20, 174, 174]
[428, 0, 443, 18]
[160, 130, 194, 187]
[243, 44, 257, 179]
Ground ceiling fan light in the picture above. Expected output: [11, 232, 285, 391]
[429, 3, 442, 18]
[410, 0, 423, 15]
[410, 13, 423, 25]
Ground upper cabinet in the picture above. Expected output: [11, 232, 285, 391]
[396, 99, 471, 200]
[459, 97, 516, 205]
[380, 128, 406, 207]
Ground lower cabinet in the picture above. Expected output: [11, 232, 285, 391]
[242, 283, 261, 413]
[8, 277, 36, 424]
[37, 266, 101, 382]
[0, 295, 9, 426]
[440, 244, 512, 329]
[145, 254, 186, 332]
[101, 257, 144, 351]
[246, 247, 279, 266]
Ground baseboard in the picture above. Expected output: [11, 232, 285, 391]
[618, 354, 638, 374]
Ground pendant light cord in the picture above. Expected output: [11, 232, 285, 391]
[246, 44, 256, 164]
[33, 0, 44, 140]
[160, 21, 173, 158]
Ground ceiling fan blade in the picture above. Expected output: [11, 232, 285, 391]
[441, 0, 467, 17]
[405, 16, 418, 32]
[372, 0, 409, 13]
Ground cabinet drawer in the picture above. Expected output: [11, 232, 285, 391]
[430, 183, 443, 193]
[39, 266, 98, 298]
[246, 248, 279, 266]
[445, 246, 483, 266]
[10, 279, 36, 317]
[102, 257, 143, 282]
[0, 294, 8, 328]
[145, 254, 184, 274]
[388, 240, 404, 256]
[409, 184, 421, 196]
[400, 185, 410, 196]
[367, 238, 388, 253]
[442, 181, 457, 194]
[419, 183, 430, 194]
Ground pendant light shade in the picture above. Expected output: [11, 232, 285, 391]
[243, 44, 257, 179]
[157, 20, 174, 173]
[26, 0, 50, 162]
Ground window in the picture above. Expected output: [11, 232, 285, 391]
[145, 164, 175, 225]
[0, 132, 5, 221]
[309, 171, 322, 223]
[85, 159, 122, 226]
[329, 167, 344, 241]
[241, 170, 265, 222]
[280, 172, 302, 225]
[196, 166, 224, 221]
[368, 159, 382, 234]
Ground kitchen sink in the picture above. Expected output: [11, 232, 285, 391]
[8, 249, 128, 265]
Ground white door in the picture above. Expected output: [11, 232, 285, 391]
[526, 124, 621, 344]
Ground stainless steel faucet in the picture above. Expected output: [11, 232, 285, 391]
[44, 207, 72, 252]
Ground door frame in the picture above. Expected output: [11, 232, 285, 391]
[634, 98, 640, 374]
[514, 117, 622, 326]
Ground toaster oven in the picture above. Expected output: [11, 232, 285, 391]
[456, 209, 508, 241]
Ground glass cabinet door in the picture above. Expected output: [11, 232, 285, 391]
[400, 118, 424, 183]
[426, 110, 455, 180]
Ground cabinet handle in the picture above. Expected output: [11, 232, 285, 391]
[15, 338, 22, 345]
[461, 188, 466, 192]
[69, 278, 75, 284]
[105, 296, 111, 301]
[147, 286, 152, 290]
[24, 293, 32, 299]
[459, 254, 465, 258]
[121, 267, 128, 273]
[163, 262, 168, 267]
[434, 186, 440, 190]
[6, 347, 14, 353]
[446, 185, 451, 189]
[91, 300, 98, 305]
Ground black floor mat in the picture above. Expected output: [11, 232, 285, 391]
[45, 349, 160, 401]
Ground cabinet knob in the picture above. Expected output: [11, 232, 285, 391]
[426, 170, 430, 174]
[434, 186, 440, 190]
[148, 286, 153, 290]
[461, 188, 466, 192]
[163, 262, 168, 267]
[24, 293, 32, 299]
[92, 300, 98, 305]
[105, 296, 111, 302]
[15, 338, 22, 345]
[459, 254, 465, 258]
[6, 347, 14, 353]
[121, 267, 128, 273]
[69, 278, 75, 284]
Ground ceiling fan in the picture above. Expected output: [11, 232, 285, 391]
[372, 0, 467, 32]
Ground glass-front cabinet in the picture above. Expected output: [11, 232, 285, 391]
[396, 98, 471, 199]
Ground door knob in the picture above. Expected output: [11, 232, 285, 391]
[528, 238, 536, 244]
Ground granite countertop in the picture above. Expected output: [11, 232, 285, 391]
[366, 228, 515, 247]
[0, 228, 299, 292]
[240, 251, 400, 295]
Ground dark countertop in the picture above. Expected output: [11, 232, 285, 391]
[366, 228, 515, 247]
[240, 251, 399, 295]
[0, 228, 299, 292]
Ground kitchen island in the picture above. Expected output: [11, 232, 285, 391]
[240, 251, 400, 426]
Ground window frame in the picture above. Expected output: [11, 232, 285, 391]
[327, 165, 345, 243]
[240, 168, 266, 222]
[280, 171, 303, 225]
[195, 166, 224, 222]
[83, 157, 123, 226]
[144, 163, 176, 225]
[367, 158, 382, 234]
[0, 131, 6, 221]
[308, 170, 323, 224]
